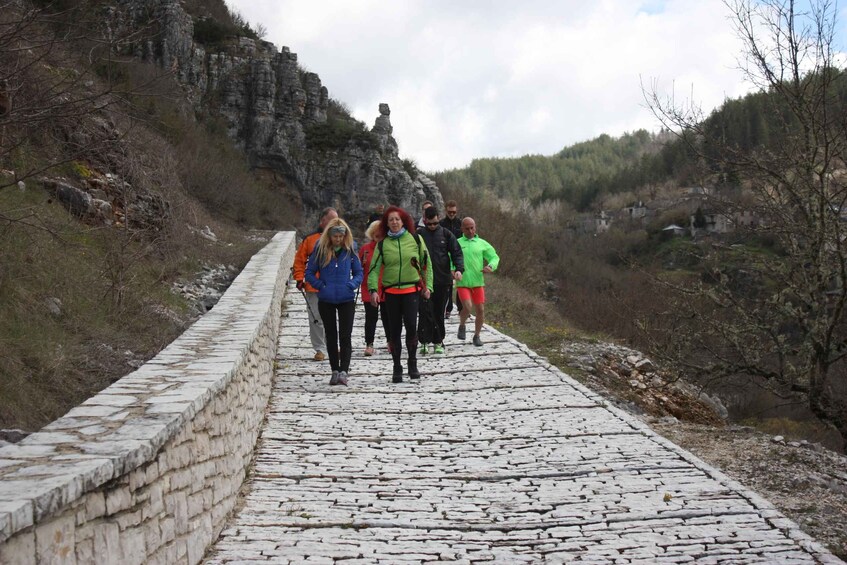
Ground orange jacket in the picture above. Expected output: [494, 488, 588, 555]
[293, 232, 322, 293]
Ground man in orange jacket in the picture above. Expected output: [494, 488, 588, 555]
[293, 207, 338, 361]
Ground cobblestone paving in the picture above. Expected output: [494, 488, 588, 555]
[206, 294, 840, 564]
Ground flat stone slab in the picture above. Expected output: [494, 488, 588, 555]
[206, 294, 840, 563]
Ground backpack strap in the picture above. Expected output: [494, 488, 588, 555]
[378, 232, 425, 264]
[413, 232, 426, 266]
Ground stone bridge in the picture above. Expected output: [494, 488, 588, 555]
[0, 234, 842, 564]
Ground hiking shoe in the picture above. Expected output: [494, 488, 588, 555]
[419, 343, 428, 355]
[408, 359, 420, 380]
[457, 325, 466, 340]
[433, 344, 445, 354]
[329, 370, 340, 385]
[314, 351, 326, 361]
[473, 335, 483, 347]
[392, 362, 403, 383]
[337, 371, 349, 386]
[364, 345, 375, 356]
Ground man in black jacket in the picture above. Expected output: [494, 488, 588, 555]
[418, 207, 464, 354]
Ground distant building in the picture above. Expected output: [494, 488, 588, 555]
[690, 209, 734, 234]
[579, 211, 612, 234]
[734, 209, 759, 229]
[592, 211, 612, 233]
[624, 201, 648, 220]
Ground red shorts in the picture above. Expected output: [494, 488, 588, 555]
[457, 286, 485, 305]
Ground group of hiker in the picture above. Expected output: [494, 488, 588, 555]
[292, 200, 500, 386]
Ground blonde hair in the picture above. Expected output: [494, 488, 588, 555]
[314, 218, 354, 267]
[365, 220, 382, 242]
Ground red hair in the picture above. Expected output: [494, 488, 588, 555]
[379, 206, 416, 237]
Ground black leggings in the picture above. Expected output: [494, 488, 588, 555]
[318, 301, 355, 372]
[364, 301, 390, 345]
[384, 292, 419, 361]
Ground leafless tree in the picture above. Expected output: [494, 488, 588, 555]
[643, 0, 847, 448]
[0, 0, 160, 193]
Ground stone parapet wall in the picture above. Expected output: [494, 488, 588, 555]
[0, 232, 296, 564]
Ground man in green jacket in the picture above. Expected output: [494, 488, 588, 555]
[456, 217, 500, 346]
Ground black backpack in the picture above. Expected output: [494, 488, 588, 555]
[417, 296, 437, 344]
[408, 253, 436, 344]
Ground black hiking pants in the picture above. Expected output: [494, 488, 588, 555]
[431, 283, 450, 344]
[364, 301, 390, 346]
[384, 292, 419, 367]
[318, 300, 355, 372]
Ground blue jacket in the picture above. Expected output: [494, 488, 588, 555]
[305, 247, 363, 304]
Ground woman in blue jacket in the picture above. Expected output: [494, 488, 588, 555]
[305, 218, 363, 386]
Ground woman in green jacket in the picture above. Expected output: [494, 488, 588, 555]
[368, 206, 433, 382]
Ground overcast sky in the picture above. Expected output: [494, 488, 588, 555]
[224, 1, 843, 172]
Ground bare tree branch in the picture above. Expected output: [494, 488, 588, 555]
[643, 0, 847, 448]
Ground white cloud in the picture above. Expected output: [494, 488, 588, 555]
[226, 0, 763, 171]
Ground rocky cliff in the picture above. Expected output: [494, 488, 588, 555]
[116, 0, 443, 230]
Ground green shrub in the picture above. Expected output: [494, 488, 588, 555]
[72, 161, 92, 178]
[401, 158, 418, 178]
[193, 12, 261, 47]
[327, 98, 353, 120]
[193, 17, 236, 46]
[305, 118, 378, 152]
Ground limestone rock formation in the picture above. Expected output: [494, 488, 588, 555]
[115, 0, 443, 232]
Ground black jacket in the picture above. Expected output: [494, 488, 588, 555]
[418, 225, 464, 285]
[440, 216, 463, 238]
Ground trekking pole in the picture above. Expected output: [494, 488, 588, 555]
[290, 267, 320, 325]
[356, 249, 366, 307]
[298, 286, 320, 325]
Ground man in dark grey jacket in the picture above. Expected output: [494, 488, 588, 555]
[439, 200, 463, 317]
[439, 200, 463, 238]
[418, 207, 464, 354]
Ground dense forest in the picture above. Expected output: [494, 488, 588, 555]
[437, 129, 675, 209]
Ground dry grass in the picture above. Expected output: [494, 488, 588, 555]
[0, 175, 262, 429]
[0, 16, 299, 430]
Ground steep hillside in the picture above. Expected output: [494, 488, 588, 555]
[0, 0, 441, 431]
